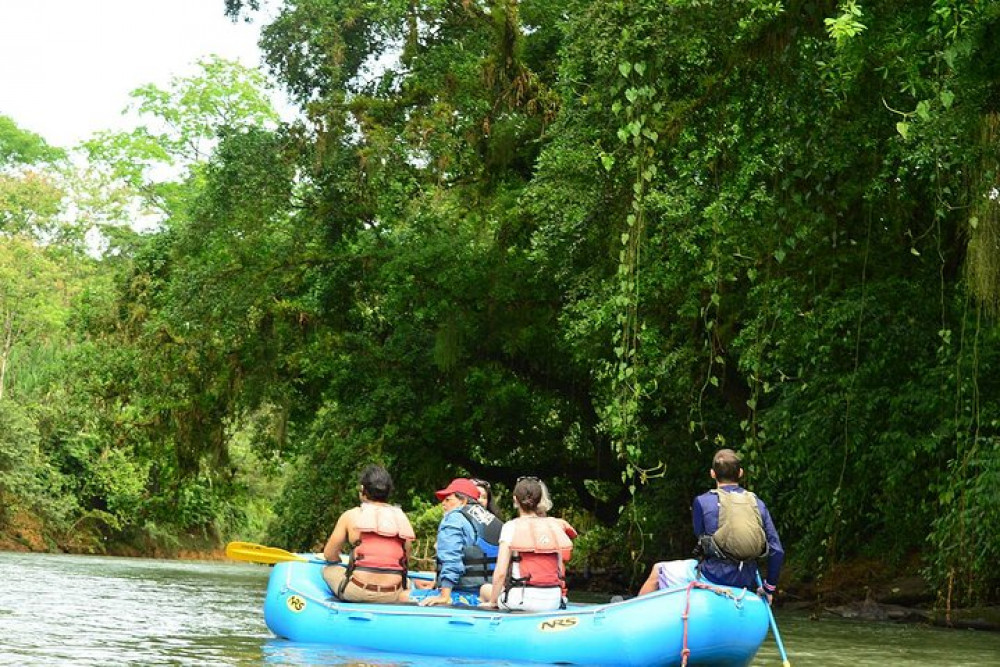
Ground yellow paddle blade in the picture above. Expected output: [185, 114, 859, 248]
[225, 541, 310, 565]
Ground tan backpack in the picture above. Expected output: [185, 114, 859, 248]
[709, 489, 767, 561]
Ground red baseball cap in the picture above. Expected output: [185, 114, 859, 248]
[434, 478, 480, 501]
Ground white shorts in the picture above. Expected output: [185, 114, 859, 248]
[656, 559, 699, 590]
[499, 586, 563, 612]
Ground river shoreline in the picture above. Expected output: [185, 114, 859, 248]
[782, 580, 1000, 632]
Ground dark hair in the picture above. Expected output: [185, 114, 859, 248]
[359, 464, 393, 502]
[471, 478, 502, 517]
[712, 449, 742, 483]
[513, 477, 543, 512]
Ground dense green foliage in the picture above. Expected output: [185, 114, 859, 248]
[2, 2, 999, 605]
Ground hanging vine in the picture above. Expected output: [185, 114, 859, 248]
[604, 57, 664, 493]
[965, 112, 1000, 316]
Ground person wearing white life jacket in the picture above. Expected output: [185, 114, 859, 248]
[321, 464, 416, 603]
[479, 476, 575, 612]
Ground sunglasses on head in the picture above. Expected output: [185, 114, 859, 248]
[471, 479, 491, 490]
[517, 476, 540, 483]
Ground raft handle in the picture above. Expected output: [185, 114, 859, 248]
[348, 613, 374, 622]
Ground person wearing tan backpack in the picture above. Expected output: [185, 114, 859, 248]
[638, 448, 784, 602]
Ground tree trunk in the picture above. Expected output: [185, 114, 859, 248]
[0, 311, 15, 402]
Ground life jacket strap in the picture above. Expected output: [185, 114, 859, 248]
[344, 537, 409, 592]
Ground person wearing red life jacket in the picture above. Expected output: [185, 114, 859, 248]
[479, 476, 575, 612]
[321, 464, 416, 603]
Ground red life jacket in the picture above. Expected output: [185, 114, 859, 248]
[349, 503, 416, 574]
[506, 516, 575, 589]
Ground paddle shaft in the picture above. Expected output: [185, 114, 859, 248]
[756, 572, 791, 666]
[225, 541, 435, 581]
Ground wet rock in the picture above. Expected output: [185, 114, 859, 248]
[928, 606, 1000, 631]
[823, 600, 931, 623]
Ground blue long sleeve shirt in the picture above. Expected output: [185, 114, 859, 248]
[692, 485, 784, 591]
[436, 507, 478, 590]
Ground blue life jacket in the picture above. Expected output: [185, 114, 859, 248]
[454, 503, 502, 590]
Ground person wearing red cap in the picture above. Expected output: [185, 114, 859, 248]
[417, 477, 503, 606]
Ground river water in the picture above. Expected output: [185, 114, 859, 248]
[1, 552, 997, 666]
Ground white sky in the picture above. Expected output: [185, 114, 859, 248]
[0, 0, 283, 148]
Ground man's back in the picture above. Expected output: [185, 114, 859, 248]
[693, 486, 783, 590]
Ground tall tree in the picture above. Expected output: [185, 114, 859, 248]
[0, 115, 66, 240]
[0, 116, 64, 166]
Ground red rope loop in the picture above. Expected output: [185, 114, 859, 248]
[680, 580, 750, 664]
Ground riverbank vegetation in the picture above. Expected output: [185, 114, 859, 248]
[1, 1, 998, 609]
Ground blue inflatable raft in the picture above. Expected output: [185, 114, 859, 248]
[263, 559, 770, 666]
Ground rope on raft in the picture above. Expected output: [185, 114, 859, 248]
[680, 581, 748, 667]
